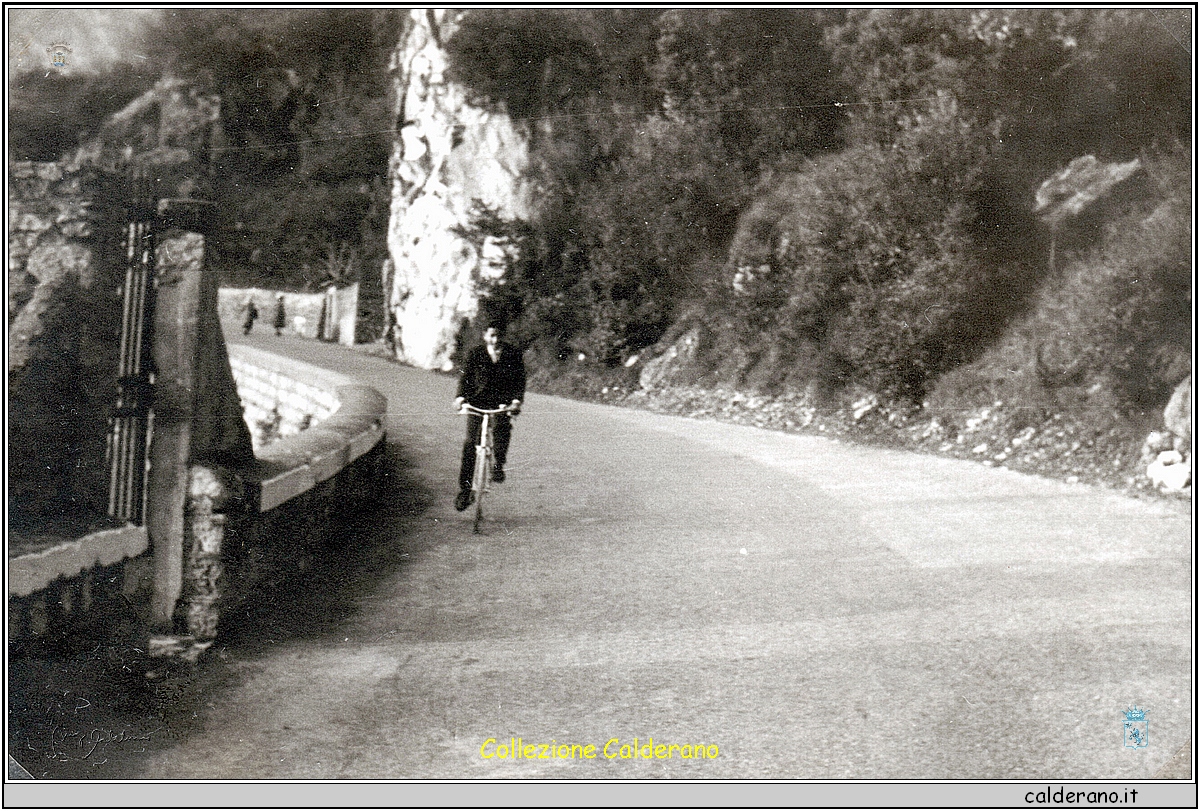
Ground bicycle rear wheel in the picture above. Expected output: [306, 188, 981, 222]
[472, 446, 489, 533]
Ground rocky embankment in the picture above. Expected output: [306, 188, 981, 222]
[568, 380, 1192, 507]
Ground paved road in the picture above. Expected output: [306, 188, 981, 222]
[138, 334, 1191, 779]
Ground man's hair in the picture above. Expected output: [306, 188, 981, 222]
[478, 311, 507, 334]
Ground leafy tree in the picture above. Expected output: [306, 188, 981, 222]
[140, 9, 400, 291]
[446, 9, 849, 368]
[8, 63, 157, 161]
[651, 8, 846, 173]
[827, 9, 1190, 182]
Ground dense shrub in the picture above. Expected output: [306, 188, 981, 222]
[1019, 147, 1192, 414]
[719, 98, 1044, 400]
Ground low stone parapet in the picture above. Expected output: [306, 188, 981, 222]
[228, 344, 345, 448]
[228, 344, 386, 510]
[163, 345, 387, 660]
[8, 537, 154, 644]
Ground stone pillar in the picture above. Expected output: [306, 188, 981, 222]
[146, 226, 206, 630]
[146, 198, 253, 651]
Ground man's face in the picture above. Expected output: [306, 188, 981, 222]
[483, 327, 500, 351]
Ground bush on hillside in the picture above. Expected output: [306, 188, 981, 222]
[1020, 148, 1191, 415]
[718, 97, 1043, 401]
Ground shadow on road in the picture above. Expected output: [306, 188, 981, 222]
[216, 441, 434, 651]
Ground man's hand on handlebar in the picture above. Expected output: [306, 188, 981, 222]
[455, 398, 521, 416]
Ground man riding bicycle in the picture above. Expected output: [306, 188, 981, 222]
[454, 316, 526, 512]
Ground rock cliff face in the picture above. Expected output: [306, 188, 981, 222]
[386, 9, 532, 370]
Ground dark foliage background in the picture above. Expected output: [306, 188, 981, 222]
[9, 9, 1189, 421]
[140, 8, 401, 295]
[8, 9, 401, 301]
[446, 8, 1190, 420]
[8, 63, 158, 162]
[446, 8, 848, 369]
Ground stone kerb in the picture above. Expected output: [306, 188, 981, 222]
[227, 344, 387, 511]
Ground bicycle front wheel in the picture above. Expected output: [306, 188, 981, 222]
[473, 447, 490, 533]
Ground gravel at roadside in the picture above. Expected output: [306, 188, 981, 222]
[580, 382, 1190, 511]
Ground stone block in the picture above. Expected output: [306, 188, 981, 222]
[24, 238, 92, 285]
[10, 161, 38, 178]
[8, 174, 52, 200]
[10, 207, 54, 233]
[186, 597, 221, 640]
[58, 220, 93, 239]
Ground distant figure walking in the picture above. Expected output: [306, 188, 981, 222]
[273, 294, 287, 336]
[242, 297, 259, 335]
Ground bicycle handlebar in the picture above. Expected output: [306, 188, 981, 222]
[458, 403, 518, 416]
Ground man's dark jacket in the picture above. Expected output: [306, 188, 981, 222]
[456, 342, 526, 408]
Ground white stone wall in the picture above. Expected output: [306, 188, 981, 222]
[228, 355, 340, 450]
[386, 9, 532, 371]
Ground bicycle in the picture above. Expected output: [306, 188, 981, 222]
[458, 402, 518, 533]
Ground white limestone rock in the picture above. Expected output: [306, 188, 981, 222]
[1163, 374, 1191, 449]
[1147, 451, 1191, 492]
[386, 10, 531, 370]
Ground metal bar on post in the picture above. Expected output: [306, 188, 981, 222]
[106, 168, 157, 525]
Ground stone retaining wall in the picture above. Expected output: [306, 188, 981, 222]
[9, 347, 387, 657]
[8, 160, 124, 527]
[228, 347, 342, 450]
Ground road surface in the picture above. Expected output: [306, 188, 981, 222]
[133, 334, 1190, 780]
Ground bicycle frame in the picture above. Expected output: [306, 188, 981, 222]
[459, 403, 516, 533]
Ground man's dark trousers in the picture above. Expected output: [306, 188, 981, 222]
[459, 413, 512, 491]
